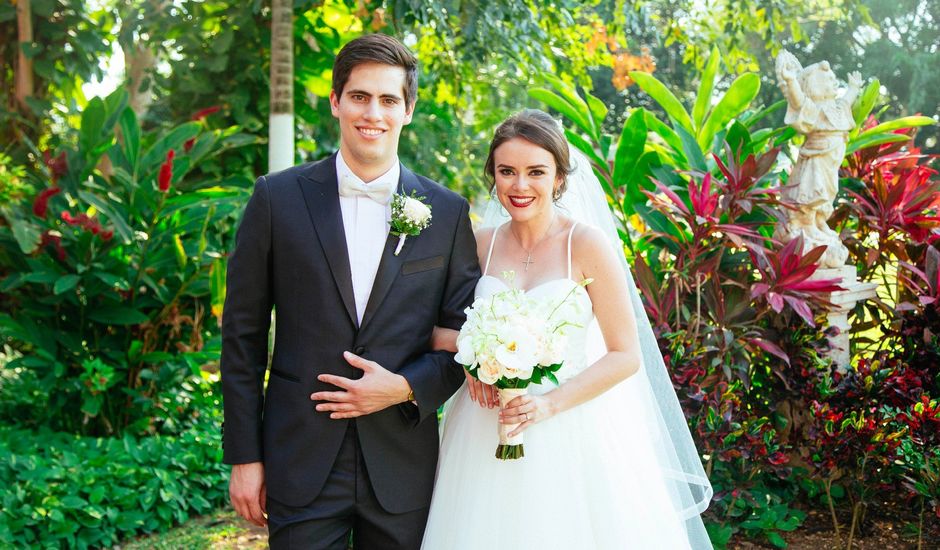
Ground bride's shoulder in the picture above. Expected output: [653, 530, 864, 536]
[570, 223, 621, 272]
[570, 223, 609, 255]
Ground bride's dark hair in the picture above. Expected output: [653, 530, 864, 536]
[484, 109, 573, 199]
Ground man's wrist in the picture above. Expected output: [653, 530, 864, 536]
[399, 375, 415, 404]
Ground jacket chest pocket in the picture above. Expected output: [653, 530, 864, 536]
[401, 255, 444, 276]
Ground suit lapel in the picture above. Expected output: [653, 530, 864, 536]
[298, 154, 358, 328]
[359, 165, 428, 332]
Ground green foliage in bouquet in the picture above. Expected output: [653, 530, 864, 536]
[0, 88, 257, 437]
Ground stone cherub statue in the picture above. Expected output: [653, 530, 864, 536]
[774, 50, 864, 268]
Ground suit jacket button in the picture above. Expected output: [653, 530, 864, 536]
[354, 346, 365, 355]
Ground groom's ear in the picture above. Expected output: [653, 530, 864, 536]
[403, 100, 416, 126]
[329, 90, 340, 117]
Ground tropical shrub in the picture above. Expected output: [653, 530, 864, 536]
[0, 406, 227, 549]
[0, 88, 255, 436]
[531, 47, 940, 548]
[832, 120, 940, 346]
[530, 50, 828, 547]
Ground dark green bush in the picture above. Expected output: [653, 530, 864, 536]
[0, 400, 227, 549]
[0, 88, 254, 437]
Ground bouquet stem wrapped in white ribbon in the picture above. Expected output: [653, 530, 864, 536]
[455, 272, 591, 460]
[496, 387, 528, 459]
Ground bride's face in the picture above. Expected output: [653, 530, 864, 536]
[493, 137, 562, 223]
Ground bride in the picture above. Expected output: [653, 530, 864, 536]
[421, 109, 713, 549]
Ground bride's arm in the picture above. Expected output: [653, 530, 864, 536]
[429, 227, 500, 407]
[430, 326, 458, 352]
[500, 225, 642, 433]
[431, 225, 494, 353]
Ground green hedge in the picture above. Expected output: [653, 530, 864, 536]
[0, 417, 228, 548]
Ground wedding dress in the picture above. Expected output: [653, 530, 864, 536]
[421, 143, 713, 549]
[422, 221, 708, 549]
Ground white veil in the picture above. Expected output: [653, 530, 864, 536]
[480, 144, 714, 548]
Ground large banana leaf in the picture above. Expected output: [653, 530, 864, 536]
[692, 47, 721, 130]
[529, 88, 592, 137]
[612, 110, 648, 189]
[698, 73, 761, 152]
[630, 71, 694, 134]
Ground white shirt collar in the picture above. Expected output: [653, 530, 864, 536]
[336, 150, 401, 199]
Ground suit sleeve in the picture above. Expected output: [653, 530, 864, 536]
[398, 199, 480, 421]
[221, 176, 273, 464]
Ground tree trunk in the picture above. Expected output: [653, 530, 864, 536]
[124, 41, 156, 118]
[268, 0, 294, 173]
[15, 0, 34, 112]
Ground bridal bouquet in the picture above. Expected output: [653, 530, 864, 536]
[454, 272, 591, 459]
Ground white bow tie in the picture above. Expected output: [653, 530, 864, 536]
[338, 173, 397, 204]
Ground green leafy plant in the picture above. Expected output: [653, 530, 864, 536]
[0, 88, 255, 436]
[0, 407, 227, 548]
[529, 44, 940, 549]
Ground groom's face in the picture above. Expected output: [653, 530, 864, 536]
[330, 62, 415, 178]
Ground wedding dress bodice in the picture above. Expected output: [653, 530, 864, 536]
[474, 221, 596, 392]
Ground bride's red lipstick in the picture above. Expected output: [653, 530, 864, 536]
[509, 196, 535, 208]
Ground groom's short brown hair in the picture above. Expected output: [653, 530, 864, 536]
[332, 34, 419, 107]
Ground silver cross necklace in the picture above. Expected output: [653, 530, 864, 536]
[509, 213, 556, 272]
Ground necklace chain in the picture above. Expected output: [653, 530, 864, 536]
[509, 214, 556, 272]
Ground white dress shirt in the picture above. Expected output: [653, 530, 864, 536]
[336, 151, 398, 325]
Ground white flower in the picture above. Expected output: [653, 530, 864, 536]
[454, 332, 476, 366]
[538, 333, 568, 366]
[389, 192, 432, 255]
[477, 356, 502, 385]
[494, 327, 539, 379]
[402, 196, 431, 225]
[456, 276, 586, 387]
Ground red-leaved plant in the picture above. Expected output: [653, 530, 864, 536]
[747, 236, 845, 326]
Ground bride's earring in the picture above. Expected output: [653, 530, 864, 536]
[552, 186, 562, 202]
[491, 186, 510, 218]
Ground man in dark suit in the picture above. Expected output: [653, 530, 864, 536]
[221, 34, 480, 549]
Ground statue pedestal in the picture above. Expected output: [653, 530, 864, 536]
[811, 266, 878, 370]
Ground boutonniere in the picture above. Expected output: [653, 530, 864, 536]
[390, 191, 432, 255]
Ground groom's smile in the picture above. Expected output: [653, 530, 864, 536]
[330, 62, 415, 182]
[357, 127, 385, 137]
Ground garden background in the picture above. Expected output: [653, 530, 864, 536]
[1, 0, 939, 548]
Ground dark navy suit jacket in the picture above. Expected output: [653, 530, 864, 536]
[221, 154, 480, 512]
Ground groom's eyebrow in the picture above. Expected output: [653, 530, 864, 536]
[345, 89, 403, 102]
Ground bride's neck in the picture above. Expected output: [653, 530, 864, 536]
[509, 210, 556, 248]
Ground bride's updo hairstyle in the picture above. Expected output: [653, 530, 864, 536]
[484, 109, 573, 200]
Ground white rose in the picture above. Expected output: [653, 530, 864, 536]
[402, 196, 431, 224]
[503, 362, 535, 380]
[477, 356, 502, 385]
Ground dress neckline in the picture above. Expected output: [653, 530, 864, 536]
[478, 274, 585, 296]
[482, 221, 579, 280]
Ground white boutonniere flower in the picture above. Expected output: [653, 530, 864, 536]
[389, 191, 432, 255]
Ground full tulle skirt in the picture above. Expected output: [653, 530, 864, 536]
[421, 368, 704, 550]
